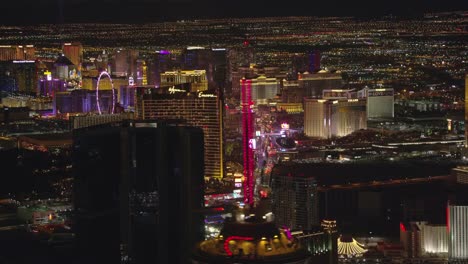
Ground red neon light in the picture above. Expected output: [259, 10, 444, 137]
[241, 79, 255, 206]
[446, 203, 450, 233]
[224, 236, 254, 256]
[400, 222, 406, 232]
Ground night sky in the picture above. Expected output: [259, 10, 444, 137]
[1, 0, 467, 24]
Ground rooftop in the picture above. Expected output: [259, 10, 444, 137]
[18, 133, 72, 147]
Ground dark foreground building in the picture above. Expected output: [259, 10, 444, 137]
[73, 120, 205, 264]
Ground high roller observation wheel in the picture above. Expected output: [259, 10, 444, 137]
[96, 71, 115, 115]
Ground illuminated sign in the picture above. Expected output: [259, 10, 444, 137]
[332, 100, 339, 104]
[368, 90, 393, 97]
[248, 139, 256, 150]
[198, 92, 216, 98]
[348, 99, 359, 102]
[157, 50, 170, 54]
[256, 131, 261, 136]
[128, 77, 134, 86]
[13, 60, 35, 64]
[168, 86, 186, 94]
[187, 46, 205, 50]
[224, 236, 254, 256]
[281, 123, 290, 130]
[44, 71, 52, 81]
[234, 178, 242, 183]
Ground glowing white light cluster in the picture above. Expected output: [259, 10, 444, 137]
[421, 224, 448, 254]
[338, 236, 367, 258]
[96, 71, 115, 115]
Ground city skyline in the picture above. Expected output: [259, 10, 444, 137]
[0, 4, 466, 263]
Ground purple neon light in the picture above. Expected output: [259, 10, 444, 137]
[96, 71, 115, 115]
[283, 227, 292, 240]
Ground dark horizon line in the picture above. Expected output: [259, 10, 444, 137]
[1, 10, 467, 26]
[0, 0, 466, 25]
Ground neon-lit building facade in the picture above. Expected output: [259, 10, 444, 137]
[62, 42, 83, 70]
[241, 78, 255, 205]
[70, 112, 134, 129]
[136, 87, 224, 179]
[241, 75, 280, 105]
[422, 224, 448, 255]
[465, 74, 468, 148]
[113, 49, 138, 77]
[400, 222, 422, 258]
[298, 71, 343, 98]
[400, 221, 448, 258]
[119, 85, 137, 109]
[304, 98, 367, 139]
[448, 205, 468, 261]
[38, 78, 66, 97]
[53, 89, 115, 115]
[358, 87, 394, 119]
[160, 70, 208, 92]
[0, 45, 35, 61]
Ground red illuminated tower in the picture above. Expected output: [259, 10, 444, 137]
[241, 78, 255, 206]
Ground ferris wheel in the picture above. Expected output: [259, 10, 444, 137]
[96, 71, 115, 115]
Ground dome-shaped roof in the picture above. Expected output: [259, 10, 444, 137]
[337, 235, 367, 258]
